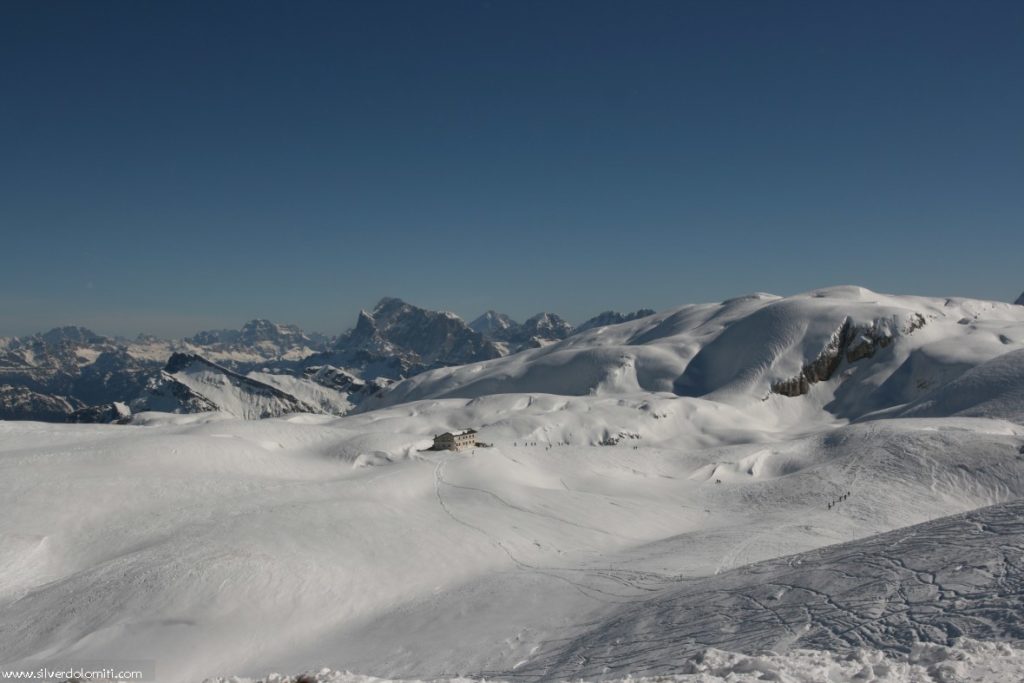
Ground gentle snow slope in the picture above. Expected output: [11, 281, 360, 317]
[1, 397, 1023, 681]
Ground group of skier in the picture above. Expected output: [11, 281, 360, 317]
[827, 491, 851, 510]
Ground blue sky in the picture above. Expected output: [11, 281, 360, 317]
[2, 1, 1022, 337]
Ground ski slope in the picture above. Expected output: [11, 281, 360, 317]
[2, 287, 1024, 682]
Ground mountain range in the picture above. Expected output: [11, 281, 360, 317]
[3, 285, 1024, 681]
[0, 299, 656, 422]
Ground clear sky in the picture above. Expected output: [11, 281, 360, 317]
[2, 1, 1022, 338]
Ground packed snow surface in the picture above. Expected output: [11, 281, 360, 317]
[3, 287, 1024, 682]
[208, 638, 1024, 683]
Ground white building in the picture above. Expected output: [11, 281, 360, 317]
[433, 429, 477, 452]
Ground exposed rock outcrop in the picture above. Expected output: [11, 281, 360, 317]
[68, 402, 132, 424]
[771, 319, 854, 397]
[771, 314, 928, 397]
[576, 309, 656, 333]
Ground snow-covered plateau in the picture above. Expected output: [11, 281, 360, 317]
[2, 286, 1024, 682]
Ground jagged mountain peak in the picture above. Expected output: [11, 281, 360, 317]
[372, 297, 412, 317]
[237, 318, 307, 343]
[470, 311, 518, 336]
[353, 309, 377, 330]
[1016, 291, 1024, 306]
[468, 310, 573, 352]
[185, 320, 319, 358]
[335, 298, 500, 366]
[521, 312, 574, 339]
[39, 326, 107, 346]
[371, 297, 464, 323]
[240, 318, 289, 334]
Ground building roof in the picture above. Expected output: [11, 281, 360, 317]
[437, 429, 477, 437]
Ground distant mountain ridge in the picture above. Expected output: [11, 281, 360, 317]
[334, 297, 502, 366]
[469, 307, 654, 353]
[187, 319, 326, 355]
[137, 353, 324, 419]
[0, 297, 653, 422]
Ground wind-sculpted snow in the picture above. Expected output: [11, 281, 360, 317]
[209, 638, 1024, 683]
[898, 348, 1024, 422]
[522, 501, 1024, 680]
[2, 397, 1023, 682]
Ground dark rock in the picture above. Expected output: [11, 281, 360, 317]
[576, 309, 656, 333]
[68, 402, 131, 424]
[0, 385, 82, 421]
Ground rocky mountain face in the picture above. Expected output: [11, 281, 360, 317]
[1016, 291, 1024, 306]
[0, 385, 83, 421]
[334, 298, 503, 367]
[1, 327, 114, 391]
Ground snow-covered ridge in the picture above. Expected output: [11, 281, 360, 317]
[7, 287, 1017, 423]
[150, 353, 324, 419]
[366, 286, 1024, 423]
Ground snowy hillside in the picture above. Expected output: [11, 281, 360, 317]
[365, 287, 1024, 423]
[2, 400, 1023, 680]
[3, 286, 1024, 682]
[528, 499, 1024, 679]
[139, 353, 324, 419]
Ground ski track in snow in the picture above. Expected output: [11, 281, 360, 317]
[521, 501, 1024, 680]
